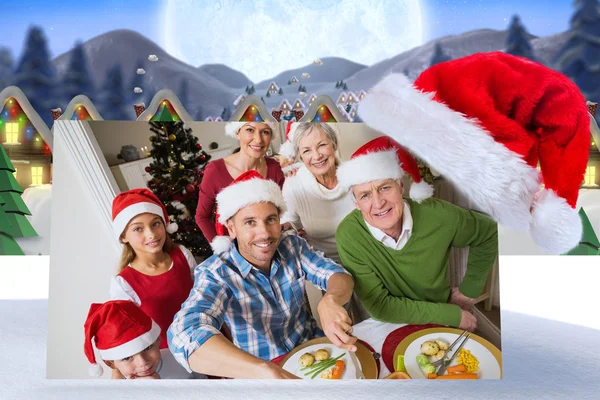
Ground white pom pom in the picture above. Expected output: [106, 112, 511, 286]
[279, 141, 295, 159]
[409, 180, 434, 203]
[529, 189, 582, 254]
[166, 222, 179, 234]
[88, 363, 103, 378]
[211, 236, 233, 254]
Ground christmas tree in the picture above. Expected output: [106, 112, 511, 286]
[0, 144, 38, 255]
[0, 47, 14, 90]
[505, 15, 536, 60]
[564, 208, 600, 255]
[61, 41, 96, 104]
[98, 64, 131, 120]
[145, 121, 212, 258]
[430, 42, 452, 67]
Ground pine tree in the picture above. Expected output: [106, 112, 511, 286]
[221, 107, 231, 121]
[343, 83, 348, 90]
[0, 144, 38, 255]
[430, 41, 452, 67]
[564, 208, 600, 255]
[278, 87, 283, 95]
[266, 91, 271, 98]
[178, 79, 189, 110]
[249, 85, 255, 95]
[98, 64, 131, 120]
[130, 59, 145, 105]
[146, 121, 212, 258]
[505, 15, 536, 60]
[61, 41, 95, 104]
[245, 85, 249, 94]
[13, 26, 57, 126]
[0, 47, 14, 90]
[554, 0, 600, 101]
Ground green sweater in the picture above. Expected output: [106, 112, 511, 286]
[336, 198, 498, 327]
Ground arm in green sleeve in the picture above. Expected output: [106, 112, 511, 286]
[337, 235, 462, 327]
[449, 204, 499, 299]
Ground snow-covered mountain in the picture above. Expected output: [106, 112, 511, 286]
[198, 63, 253, 88]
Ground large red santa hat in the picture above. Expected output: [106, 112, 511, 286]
[210, 170, 287, 253]
[337, 136, 434, 202]
[83, 300, 161, 377]
[357, 52, 590, 254]
[112, 188, 178, 238]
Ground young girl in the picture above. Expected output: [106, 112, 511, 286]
[108, 188, 198, 379]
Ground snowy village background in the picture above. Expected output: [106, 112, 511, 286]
[1, 0, 600, 256]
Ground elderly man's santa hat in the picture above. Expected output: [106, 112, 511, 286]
[337, 136, 434, 202]
[210, 170, 287, 253]
[112, 188, 178, 238]
[224, 121, 279, 138]
[357, 52, 590, 254]
[84, 300, 161, 377]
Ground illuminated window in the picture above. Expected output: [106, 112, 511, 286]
[583, 166, 596, 186]
[4, 122, 20, 144]
[31, 167, 43, 185]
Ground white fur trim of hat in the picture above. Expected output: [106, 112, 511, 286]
[225, 121, 279, 139]
[216, 178, 287, 224]
[337, 150, 404, 191]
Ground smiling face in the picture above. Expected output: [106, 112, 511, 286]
[298, 126, 337, 177]
[352, 178, 405, 239]
[236, 122, 273, 159]
[226, 202, 281, 269]
[110, 338, 161, 378]
[121, 213, 166, 256]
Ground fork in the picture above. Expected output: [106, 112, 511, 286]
[431, 330, 469, 367]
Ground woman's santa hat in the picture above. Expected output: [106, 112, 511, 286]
[210, 170, 287, 253]
[112, 188, 178, 238]
[224, 121, 278, 138]
[337, 136, 434, 202]
[357, 51, 589, 254]
[83, 300, 161, 377]
[278, 122, 298, 159]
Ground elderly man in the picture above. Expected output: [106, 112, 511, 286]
[168, 171, 356, 379]
[335, 137, 498, 332]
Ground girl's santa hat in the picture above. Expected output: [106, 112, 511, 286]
[210, 170, 287, 253]
[278, 122, 298, 159]
[112, 188, 178, 238]
[224, 121, 279, 138]
[357, 51, 589, 254]
[83, 300, 161, 377]
[337, 136, 434, 202]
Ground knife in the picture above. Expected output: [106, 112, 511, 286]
[436, 334, 470, 376]
[349, 351, 366, 379]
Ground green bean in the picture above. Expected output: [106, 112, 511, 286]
[300, 353, 344, 372]
[308, 353, 346, 379]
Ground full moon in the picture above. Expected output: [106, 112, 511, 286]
[164, 0, 422, 83]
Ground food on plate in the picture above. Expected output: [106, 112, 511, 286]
[320, 369, 333, 379]
[447, 364, 466, 374]
[435, 339, 449, 350]
[331, 360, 345, 379]
[384, 371, 411, 379]
[427, 373, 438, 379]
[396, 354, 407, 372]
[422, 364, 436, 374]
[314, 349, 330, 361]
[457, 348, 480, 373]
[416, 354, 429, 367]
[434, 373, 478, 380]
[302, 352, 346, 379]
[420, 341, 439, 356]
[429, 349, 446, 363]
[298, 353, 315, 367]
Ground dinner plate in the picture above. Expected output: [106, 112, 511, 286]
[280, 337, 378, 380]
[394, 328, 502, 379]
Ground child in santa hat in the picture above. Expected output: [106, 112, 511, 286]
[84, 300, 167, 379]
[108, 188, 198, 379]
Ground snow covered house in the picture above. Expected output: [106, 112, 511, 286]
[290, 76, 299, 84]
[278, 99, 293, 114]
[293, 98, 306, 110]
[584, 102, 600, 188]
[308, 93, 318, 107]
[346, 91, 359, 104]
[231, 95, 277, 122]
[214, 116, 223, 122]
[204, 116, 214, 122]
[267, 82, 280, 95]
[336, 92, 347, 105]
[0, 86, 53, 189]
[299, 95, 349, 123]
[56, 95, 103, 121]
[136, 89, 193, 122]
[358, 90, 367, 101]
[233, 94, 246, 107]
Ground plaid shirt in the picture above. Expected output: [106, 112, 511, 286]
[168, 230, 349, 372]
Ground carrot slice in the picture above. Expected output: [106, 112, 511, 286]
[447, 364, 466, 374]
[427, 373, 438, 379]
[435, 373, 478, 380]
[331, 360, 345, 379]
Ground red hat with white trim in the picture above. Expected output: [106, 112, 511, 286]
[210, 170, 287, 254]
[83, 300, 160, 377]
[112, 188, 178, 238]
[224, 121, 278, 138]
[357, 52, 589, 254]
[337, 136, 434, 202]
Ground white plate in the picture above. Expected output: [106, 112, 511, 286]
[281, 344, 359, 380]
[404, 332, 501, 379]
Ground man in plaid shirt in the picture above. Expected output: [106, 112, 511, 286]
[168, 171, 356, 379]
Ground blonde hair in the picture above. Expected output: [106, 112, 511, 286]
[117, 221, 177, 272]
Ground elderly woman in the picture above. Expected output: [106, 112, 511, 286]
[195, 121, 285, 244]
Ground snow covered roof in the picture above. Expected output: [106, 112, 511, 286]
[346, 91, 359, 104]
[278, 99, 293, 110]
[299, 95, 349, 123]
[59, 95, 103, 120]
[205, 116, 214, 122]
[336, 92, 347, 104]
[358, 90, 367, 100]
[268, 82, 279, 92]
[230, 95, 277, 122]
[290, 76, 299, 83]
[214, 116, 223, 122]
[233, 94, 246, 107]
[308, 93, 318, 104]
[0, 86, 53, 151]
[136, 89, 193, 122]
[293, 98, 306, 110]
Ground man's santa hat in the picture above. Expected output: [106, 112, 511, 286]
[337, 136, 434, 202]
[210, 170, 287, 253]
[112, 188, 178, 238]
[224, 121, 278, 138]
[83, 300, 161, 377]
[357, 51, 589, 254]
